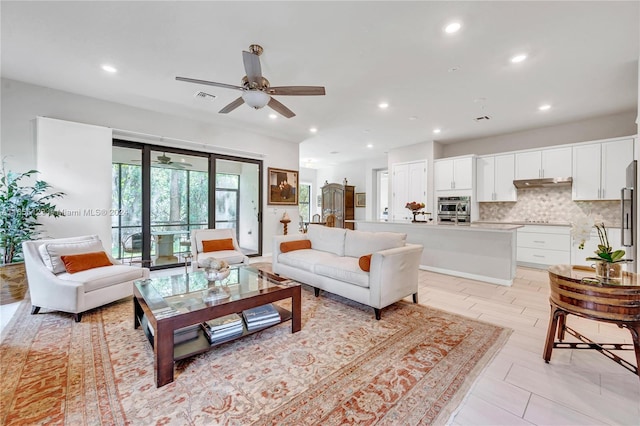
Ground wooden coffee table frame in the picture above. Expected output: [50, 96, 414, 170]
[134, 268, 301, 387]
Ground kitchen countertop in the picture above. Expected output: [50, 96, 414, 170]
[354, 220, 522, 232]
[474, 220, 571, 227]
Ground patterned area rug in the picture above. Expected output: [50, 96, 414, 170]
[1, 286, 510, 425]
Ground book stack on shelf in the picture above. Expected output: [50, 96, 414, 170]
[202, 313, 244, 344]
[145, 316, 200, 344]
[242, 304, 281, 331]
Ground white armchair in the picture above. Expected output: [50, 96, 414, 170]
[23, 235, 149, 322]
[190, 228, 249, 271]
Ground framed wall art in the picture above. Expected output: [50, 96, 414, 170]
[267, 167, 299, 205]
[355, 192, 366, 207]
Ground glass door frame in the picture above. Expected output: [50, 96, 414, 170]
[113, 140, 263, 270]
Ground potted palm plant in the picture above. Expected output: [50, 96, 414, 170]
[0, 163, 64, 288]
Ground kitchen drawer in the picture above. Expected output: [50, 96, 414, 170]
[517, 247, 571, 265]
[517, 232, 571, 251]
[517, 225, 570, 235]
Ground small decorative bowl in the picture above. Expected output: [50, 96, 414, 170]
[204, 267, 230, 282]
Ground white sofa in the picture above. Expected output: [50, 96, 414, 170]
[23, 235, 149, 322]
[190, 228, 250, 271]
[273, 225, 423, 319]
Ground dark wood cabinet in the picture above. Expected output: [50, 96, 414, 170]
[321, 183, 355, 230]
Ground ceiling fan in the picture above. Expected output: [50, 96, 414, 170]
[176, 44, 326, 118]
[131, 153, 193, 169]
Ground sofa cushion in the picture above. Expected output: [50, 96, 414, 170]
[278, 249, 337, 273]
[61, 251, 112, 274]
[202, 238, 234, 252]
[306, 225, 347, 256]
[194, 229, 236, 253]
[57, 264, 145, 293]
[358, 254, 372, 272]
[280, 240, 312, 253]
[315, 257, 370, 288]
[344, 230, 406, 258]
[39, 236, 104, 274]
[197, 250, 246, 266]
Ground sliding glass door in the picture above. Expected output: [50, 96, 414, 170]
[112, 142, 262, 269]
[214, 158, 260, 256]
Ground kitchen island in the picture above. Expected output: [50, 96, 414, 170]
[354, 221, 523, 286]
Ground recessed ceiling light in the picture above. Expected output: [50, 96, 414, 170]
[330, 151, 339, 155]
[408, 116, 417, 121]
[269, 113, 277, 119]
[433, 128, 442, 134]
[444, 22, 462, 34]
[538, 104, 551, 111]
[101, 64, 117, 73]
[378, 102, 389, 109]
[510, 54, 527, 63]
[309, 127, 318, 133]
[366, 143, 373, 148]
[448, 66, 460, 73]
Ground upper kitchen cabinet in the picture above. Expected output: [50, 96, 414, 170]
[572, 138, 634, 200]
[434, 155, 474, 192]
[515, 147, 572, 179]
[476, 154, 516, 202]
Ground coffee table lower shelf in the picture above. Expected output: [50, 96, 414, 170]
[138, 305, 292, 361]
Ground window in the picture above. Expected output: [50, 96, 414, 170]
[299, 183, 311, 222]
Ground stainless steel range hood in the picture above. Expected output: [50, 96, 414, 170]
[513, 177, 573, 189]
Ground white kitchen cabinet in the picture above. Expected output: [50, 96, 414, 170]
[517, 225, 571, 267]
[572, 138, 633, 200]
[392, 160, 426, 221]
[434, 156, 474, 191]
[515, 147, 572, 179]
[476, 154, 516, 202]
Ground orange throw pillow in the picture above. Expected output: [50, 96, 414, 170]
[202, 238, 235, 252]
[359, 254, 372, 272]
[280, 240, 312, 253]
[61, 251, 112, 274]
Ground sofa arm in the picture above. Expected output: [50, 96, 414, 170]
[24, 257, 83, 312]
[272, 234, 310, 267]
[369, 243, 423, 309]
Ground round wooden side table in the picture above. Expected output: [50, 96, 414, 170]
[544, 265, 640, 379]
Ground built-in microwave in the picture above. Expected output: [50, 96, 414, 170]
[437, 196, 471, 223]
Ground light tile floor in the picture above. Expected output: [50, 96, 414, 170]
[2, 263, 639, 425]
[419, 267, 640, 426]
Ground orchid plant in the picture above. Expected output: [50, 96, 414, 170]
[571, 215, 625, 263]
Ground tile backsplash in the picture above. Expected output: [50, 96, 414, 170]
[478, 186, 621, 227]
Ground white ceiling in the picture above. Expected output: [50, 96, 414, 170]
[2, 1, 638, 169]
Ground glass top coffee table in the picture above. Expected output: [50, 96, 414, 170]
[133, 265, 301, 387]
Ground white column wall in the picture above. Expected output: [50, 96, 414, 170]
[36, 117, 113, 246]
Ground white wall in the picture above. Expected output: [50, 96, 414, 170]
[440, 110, 637, 158]
[314, 156, 386, 220]
[36, 117, 113, 246]
[1, 78, 299, 255]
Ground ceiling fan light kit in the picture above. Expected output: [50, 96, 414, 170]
[242, 90, 270, 109]
[176, 44, 326, 118]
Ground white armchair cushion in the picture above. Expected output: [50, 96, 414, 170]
[38, 235, 104, 274]
[57, 264, 147, 292]
[306, 225, 347, 256]
[315, 257, 370, 288]
[344, 230, 406, 258]
[197, 250, 246, 266]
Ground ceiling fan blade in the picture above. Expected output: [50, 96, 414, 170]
[268, 97, 296, 118]
[267, 86, 326, 96]
[242, 51, 263, 87]
[219, 97, 245, 114]
[176, 76, 243, 91]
